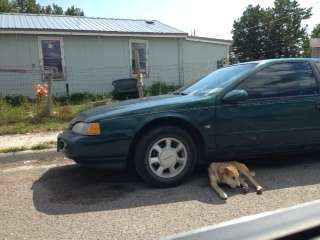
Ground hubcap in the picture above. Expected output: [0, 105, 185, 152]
[148, 137, 188, 178]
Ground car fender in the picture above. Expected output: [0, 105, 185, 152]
[129, 111, 207, 164]
[135, 111, 202, 135]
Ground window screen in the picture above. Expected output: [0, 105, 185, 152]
[131, 42, 147, 75]
[41, 40, 63, 80]
[237, 62, 317, 99]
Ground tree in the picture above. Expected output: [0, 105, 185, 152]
[40, 5, 52, 14]
[52, 4, 63, 15]
[302, 35, 311, 57]
[65, 5, 84, 16]
[231, 0, 312, 61]
[268, 0, 311, 58]
[231, 5, 270, 61]
[0, 0, 14, 12]
[13, 0, 41, 13]
[0, 0, 83, 16]
[311, 24, 320, 38]
[40, 4, 63, 15]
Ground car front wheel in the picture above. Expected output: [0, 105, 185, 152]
[134, 125, 197, 188]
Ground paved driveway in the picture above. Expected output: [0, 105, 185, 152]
[1, 156, 320, 240]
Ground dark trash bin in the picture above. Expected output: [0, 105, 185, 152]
[112, 78, 139, 100]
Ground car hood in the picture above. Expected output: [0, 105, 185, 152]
[76, 94, 212, 122]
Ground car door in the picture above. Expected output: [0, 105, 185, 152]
[215, 61, 320, 158]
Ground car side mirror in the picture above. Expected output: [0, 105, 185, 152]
[222, 89, 248, 103]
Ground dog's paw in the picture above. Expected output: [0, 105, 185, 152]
[220, 193, 228, 200]
[256, 186, 263, 195]
[241, 186, 249, 194]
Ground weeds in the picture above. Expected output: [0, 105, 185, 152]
[56, 105, 73, 120]
[0, 146, 28, 153]
[145, 82, 181, 96]
[0, 98, 103, 135]
[0, 99, 34, 124]
[30, 142, 55, 150]
[0, 142, 55, 153]
[0, 86, 174, 136]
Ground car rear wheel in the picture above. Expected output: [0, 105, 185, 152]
[134, 125, 197, 188]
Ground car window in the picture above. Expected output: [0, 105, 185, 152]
[316, 62, 320, 73]
[237, 62, 318, 99]
[179, 63, 257, 96]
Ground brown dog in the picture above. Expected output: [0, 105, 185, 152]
[208, 161, 263, 200]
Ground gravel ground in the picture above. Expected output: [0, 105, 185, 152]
[0, 131, 60, 150]
[1, 156, 320, 240]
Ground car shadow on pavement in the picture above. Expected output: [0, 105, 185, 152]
[32, 164, 225, 215]
[32, 154, 320, 215]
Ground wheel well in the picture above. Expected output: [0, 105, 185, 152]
[127, 117, 206, 168]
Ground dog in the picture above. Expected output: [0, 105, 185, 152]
[208, 161, 263, 200]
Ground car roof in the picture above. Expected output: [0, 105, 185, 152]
[250, 58, 320, 64]
[229, 58, 320, 68]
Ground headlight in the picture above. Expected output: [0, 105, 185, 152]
[72, 122, 101, 135]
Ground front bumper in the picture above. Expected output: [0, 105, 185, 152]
[57, 128, 131, 168]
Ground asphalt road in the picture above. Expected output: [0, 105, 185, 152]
[1, 155, 320, 240]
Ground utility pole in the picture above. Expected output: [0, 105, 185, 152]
[44, 67, 53, 116]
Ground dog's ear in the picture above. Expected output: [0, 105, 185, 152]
[224, 166, 235, 176]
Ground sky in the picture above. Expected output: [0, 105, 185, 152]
[38, 0, 320, 40]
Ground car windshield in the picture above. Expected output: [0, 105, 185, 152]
[178, 63, 257, 96]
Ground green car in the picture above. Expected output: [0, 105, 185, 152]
[58, 58, 320, 187]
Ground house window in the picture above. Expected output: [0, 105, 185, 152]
[130, 40, 148, 76]
[39, 38, 64, 80]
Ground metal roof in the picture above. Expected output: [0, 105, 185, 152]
[0, 13, 187, 36]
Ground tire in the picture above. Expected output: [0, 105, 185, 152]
[134, 125, 197, 188]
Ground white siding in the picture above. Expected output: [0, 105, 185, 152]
[0, 34, 230, 96]
[182, 39, 229, 85]
[0, 34, 41, 96]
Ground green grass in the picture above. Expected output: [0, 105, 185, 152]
[0, 146, 28, 153]
[0, 142, 55, 153]
[0, 83, 178, 136]
[30, 142, 55, 150]
[0, 99, 111, 135]
[0, 119, 68, 135]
